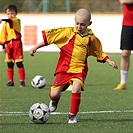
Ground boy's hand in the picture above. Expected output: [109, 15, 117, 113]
[2, 49, 6, 53]
[29, 42, 45, 56]
[106, 59, 118, 69]
[29, 48, 37, 56]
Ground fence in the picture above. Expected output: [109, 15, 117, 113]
[0, 0, 122, 13]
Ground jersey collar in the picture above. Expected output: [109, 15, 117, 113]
[73, 27, 93, 37]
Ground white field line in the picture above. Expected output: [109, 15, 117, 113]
[0, 110, 133, 116]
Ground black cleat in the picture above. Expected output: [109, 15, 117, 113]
[6, 82, 14, 87]
[20, 81, 26, 87]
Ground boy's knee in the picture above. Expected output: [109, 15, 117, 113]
[49, 90, 61, 100]
[16, 62, 24, 68]
[7, 62, 14, 68]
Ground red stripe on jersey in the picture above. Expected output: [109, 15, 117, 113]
[42, 30, 48, 45]
[54, 34, 76, 75]
[15, 31, 21, 39]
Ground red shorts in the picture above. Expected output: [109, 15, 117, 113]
[5, 39, 23, 63]
[52, 72, 87, 91]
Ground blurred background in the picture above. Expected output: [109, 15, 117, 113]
[0, 0, 124, 53]
[0, 0, 122, 13]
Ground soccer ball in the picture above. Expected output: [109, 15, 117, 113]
[31, 75, 46, 88]
[29, 103, 50, 124]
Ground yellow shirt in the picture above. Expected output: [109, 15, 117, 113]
[42, 27, 109, 75]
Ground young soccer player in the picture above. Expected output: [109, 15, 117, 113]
[0, 4, 26, 87]
[29, 8, 118, 123]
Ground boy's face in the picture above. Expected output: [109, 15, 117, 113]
[6, 9, 17, 19]
[75, 16, 91, 35]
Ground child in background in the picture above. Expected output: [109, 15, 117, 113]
[0, 4, 26, 87]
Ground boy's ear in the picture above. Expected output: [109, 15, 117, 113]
[88, 21, 92, 26]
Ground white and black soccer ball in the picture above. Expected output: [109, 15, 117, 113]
[31, 75, 46, 89]
[29, 103, 50, 124]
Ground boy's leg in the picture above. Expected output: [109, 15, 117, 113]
[49, 86, 63, 112]
[69, 92, 81, 115]
[6, 62, 14, 86]
[68, 80, 82, 124]
[68, 92, 81, 124]
[16, 62, 26, 87]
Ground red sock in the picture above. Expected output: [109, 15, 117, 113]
[70, 92, 81, 115]
[7, 68, 14, 83]
[18, 68, 25, 81]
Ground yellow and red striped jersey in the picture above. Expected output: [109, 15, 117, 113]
[42, 27, 109, 75]
[0, 17, 21, 44]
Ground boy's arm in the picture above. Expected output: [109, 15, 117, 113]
[0, 19, 11, 23]
[89, 36, 118, 69]
[2, 19, 11, 22]
[119, 0, 133, 4]
[29, 41, 45, 56]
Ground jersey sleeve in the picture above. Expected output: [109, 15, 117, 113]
[88, 35, 109, 63]
[42, 28, 72, 48]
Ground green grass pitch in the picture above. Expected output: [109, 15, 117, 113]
[0, 52, 133, 133]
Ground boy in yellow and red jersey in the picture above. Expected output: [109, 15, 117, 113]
[29, 8, 118, 124]
[0, 5, 26, 87]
